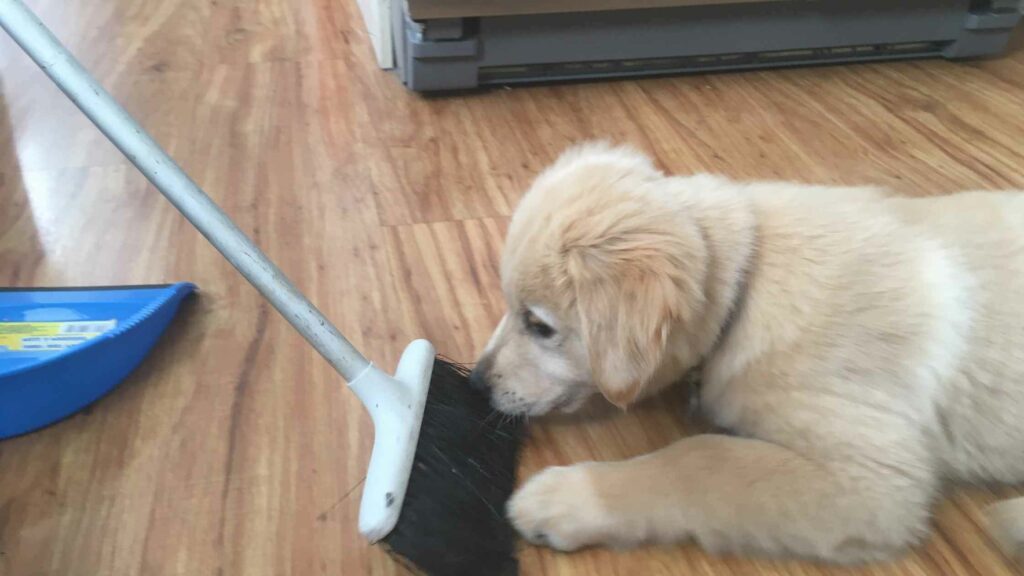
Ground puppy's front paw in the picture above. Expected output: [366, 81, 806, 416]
[507, 464, 617, 552]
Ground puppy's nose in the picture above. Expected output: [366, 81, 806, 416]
[468, 369, 488, 393]
[469, 356, 494, 393]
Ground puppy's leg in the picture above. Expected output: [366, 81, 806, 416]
[508, 434, 934, 563]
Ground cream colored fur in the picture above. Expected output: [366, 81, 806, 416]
[472, 142, 1024, 564]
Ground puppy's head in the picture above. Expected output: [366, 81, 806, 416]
[471, 143, 710, 415]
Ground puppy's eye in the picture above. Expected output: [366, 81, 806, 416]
[523, 310, 556, 339]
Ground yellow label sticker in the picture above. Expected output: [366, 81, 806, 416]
[0, 320, 117, 352]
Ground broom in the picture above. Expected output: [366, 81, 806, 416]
[0, 1, 522, 574]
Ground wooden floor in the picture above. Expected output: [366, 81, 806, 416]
[1, 1, 1023, 574]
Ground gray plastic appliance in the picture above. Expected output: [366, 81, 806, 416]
[391, 0, 1023, 92]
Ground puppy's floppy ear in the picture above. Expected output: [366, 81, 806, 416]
[563, 205, 706, 409]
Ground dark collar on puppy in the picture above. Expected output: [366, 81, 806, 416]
[685, 244, 754, 416]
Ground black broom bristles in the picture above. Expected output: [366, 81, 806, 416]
[381, 358, 524, 576]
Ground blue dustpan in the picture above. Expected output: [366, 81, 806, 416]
[0, 282, 195, 439]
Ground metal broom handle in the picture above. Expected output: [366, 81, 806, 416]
[0, 0, 373, 383]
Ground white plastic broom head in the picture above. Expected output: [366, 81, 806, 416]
[347, 339, 435, 542]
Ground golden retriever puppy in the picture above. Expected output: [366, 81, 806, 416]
[470, 142, 1024, 563]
